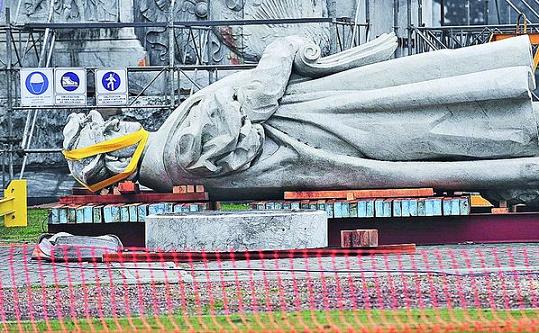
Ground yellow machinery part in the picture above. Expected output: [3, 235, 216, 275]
[0, 180, 28, 227]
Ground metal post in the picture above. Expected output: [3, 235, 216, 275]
[394, 0, 399, 35]
[6, 8, 14, 181]
[168, 0, 176, 108]
[407, 0, 412, 55]
[418, 0, 423, 27]
[485, 0, 490, 25]
[466, 0, 471, 25]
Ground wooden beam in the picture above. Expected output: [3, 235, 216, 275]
[284, 188, 435, 200]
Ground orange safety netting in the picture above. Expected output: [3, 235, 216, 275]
[0, 243, 538, 332]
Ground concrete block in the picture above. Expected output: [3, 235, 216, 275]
[146, 210, 328, 252]
[341, 229, 379, 248]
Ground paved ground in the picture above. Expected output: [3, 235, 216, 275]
[0, 243, 538, 321]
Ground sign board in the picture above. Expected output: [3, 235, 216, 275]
[54, 68, 87, 106]
[20, 68, 54, 107]
[95, 69, 128, 106]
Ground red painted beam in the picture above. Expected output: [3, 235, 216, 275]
[102, 244, 417, 263]
[284, 188, 435, 200]
[59, 192, 209, 205]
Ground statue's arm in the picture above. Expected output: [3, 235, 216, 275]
[236, 36, 308, 123]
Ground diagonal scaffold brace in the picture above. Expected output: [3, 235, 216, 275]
[0, 180, 27, 227]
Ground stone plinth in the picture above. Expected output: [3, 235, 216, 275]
[145, 210, 328, 252]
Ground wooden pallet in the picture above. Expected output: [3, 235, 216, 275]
[102, 244, 417, 263]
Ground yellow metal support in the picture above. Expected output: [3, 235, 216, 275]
[0, 180, 27, 227]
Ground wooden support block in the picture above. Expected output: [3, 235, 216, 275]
[374, 199, 385, 217]
[59, 207, 68, 224]
[417, 199, 426, 216]
[383, 199, 392, 217]
[195, 185, 205, 193]
[49, 205, 63, 224]
[186, 185, 196, 193]
[282, 202, 291, 210]
[128, 204, 138, 222]
[112, 187, 121, 196]
[317, 200, 326, 212]
[459, 197, 470, 215]
[118, 181, 139, 194]
[137, 204, 148, 222]
[291, 201, 301, 210]
[491, 207, 510, 214]
[148, 203, 166, 216]
[356, 200, 367, 218]
[93, 205, 103, 223]
[365, 200, 375, 218]
[349, 201, 358, 217]
[341, 229, 379, 248]
[393, 199, 402, 217]
[120, 205, 130, 222]
[173, 185, 188, 194]
[68, 205, 79, 224]
[334, 201, 343, 218]
[325, 200, 334, 218]
[284, 188, 435, 200]
[401, 199, 410, 217]
[266, 202, 276, 210]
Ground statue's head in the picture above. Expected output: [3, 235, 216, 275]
[63, 110, 146, 191]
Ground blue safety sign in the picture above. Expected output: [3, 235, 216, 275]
[102, 71, 121, 91]
[60, 72, 80, 92]
[25, 71, 49, 95]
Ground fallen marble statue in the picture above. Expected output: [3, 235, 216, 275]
[63, 33, 539, 205]
[32, 232, 123, 261]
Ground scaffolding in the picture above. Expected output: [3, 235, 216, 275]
[1, 0, 539, 192]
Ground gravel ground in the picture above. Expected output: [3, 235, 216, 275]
[0, 243, 538, 322]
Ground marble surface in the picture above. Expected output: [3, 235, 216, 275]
[145, 210, 328, 252]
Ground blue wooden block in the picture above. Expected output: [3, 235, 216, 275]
[199, 203, 209, 211]
[300, 201, 310, 210]
[75, 207, 85, 224]
[128, 204, 138, 222]
[349, 201, 357, 217]
[451, 198, 461, 215]
[383, 200, 392, 217]
[103, 205, 114, 223]
[334, 201, 343, 218]
[417, 199, 426, 216]
[148, 203, 166, 216]
[120, 205, 130, 222]
[68, 206, 78, 224]
[401, 199, 410, 217]
[49, 206, 61, 224]
[93, 206, 103, 223]
[425, 199, 434, 216]
[409, 199, 418, 216]
[256, 202, 265, 210]
[325, 201, 334, 218]
[274, 202, 283, 210]
[309, 202, 317, 211]
[460, 197, 471, 215]
[342, 202, 351, 218]
[137, 204, 148, 222]
[59, 208, 68, 224]
[266, 202, 275, 210]
[432, 198, 442, 216]
[173, 204, 182, 213]
[317, 201, 326, 212]
[111, 205, 121, 223]
[365, 200, 375, 218]
[189, 203, 199, 212]
[181, 204, 190, 213]
[357, 200, 367, 218]
[291, 202, 301, 210]
[392, 199, 402, 217]
[443, 198, 452, 215]
[374, 200, 385, 217]
[164, 203, 174, 213]
[283, 202, 291, 210]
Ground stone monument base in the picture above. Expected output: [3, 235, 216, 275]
[145, 210, 328, 252]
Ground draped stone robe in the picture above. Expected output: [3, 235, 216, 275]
[140, 35, 539, 199]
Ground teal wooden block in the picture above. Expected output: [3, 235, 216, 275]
[300, 201, 310, 210]
[49, 206, 62, 224]
[84, 206, 93, 223]
[342, 202, 351, 217]
[451, 198, 461, 215]
[401, 199, 410, 217]
[409, 199, 418, 216]
[103, 205, 114, 223]
[274, 202, 283, 210]
[76, 207, 85, 224]
[148, 203, 166, 216]
[325, 202, 334, 218]
[425, 199, 434, 216]
[137, 204, 148, 222]
[173, 204, 183, 213]
[291, 202, 301, 210]
[164, 203, 174, 213]
[317, 202, 326, 212]
[309, 202, 317, 210]
[334, 201, 343, 218]
[374, 200, 385, 217]
[417, 199, 426, 216]
[460, 197, 471, 215]
[93, 206, 103, 223]
[256, 202, 265, 210]
[199, 203, 209, 211]
[432, 198, 442, 216]
[365, 200, 375, 217]
[393, 199, 402, 217]
[59, 208, 68, 224]
[189, 203, 199, 212]
[357, 200, 367, 218]
[349, 201, 357, 217]
[180, 204, 190, 213]
[111, 205, 121, 223]
[120, 205, 130, 222]
[443, 198, 453, 216]
[282, 202, 291, 210]
[68, 206, 78, 224]
[265, 202, 275, 210]
[128, 204, 138, 222]
[383, 200, 392, 217]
